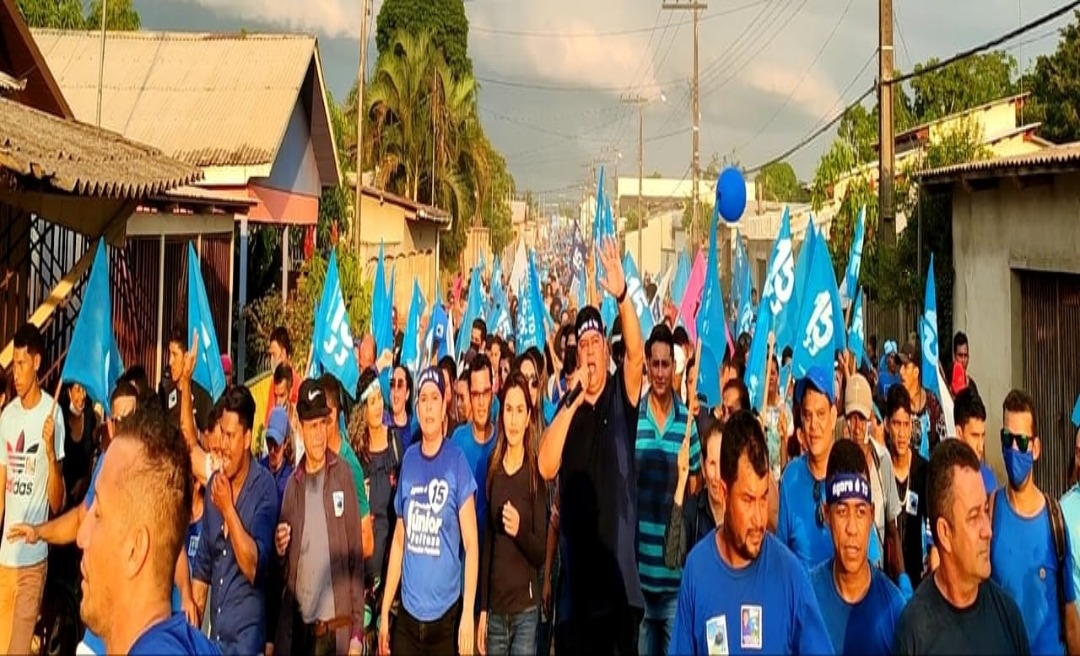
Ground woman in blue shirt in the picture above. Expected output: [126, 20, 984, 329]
[379, 367, 480, 656]
[386, 365, 417, 447]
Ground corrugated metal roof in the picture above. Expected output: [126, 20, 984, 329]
[918, 143, 1080, 183]
[0, 95, 200, 197]
[161, 185, 257, 206]
[31, 29, 317, 168]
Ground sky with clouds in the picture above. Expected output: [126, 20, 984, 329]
[134, 0, 1071, 201]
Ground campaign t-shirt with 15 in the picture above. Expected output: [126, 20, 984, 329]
[393, 439, 477, 622]
[0, 392, 65, 567]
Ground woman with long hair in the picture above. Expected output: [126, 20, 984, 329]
[349, 368, 406, 649]
[387, 365, 417, 447]
[477, 373, 547, 655]
[379, 367, 479, 656]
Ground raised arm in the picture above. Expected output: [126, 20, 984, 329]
[596, 237, 643, 402]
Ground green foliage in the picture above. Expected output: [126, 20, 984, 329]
[1027, 11, 1080, 144]
[318, 185, 349, 249]
[16, 0, 85, 28]
[757, 161, 808, 203]
[85, 0, 140, 30]
[910, 53, 1017, 123]
[243, 248, 371, 379]
[376, 0, 472, 79]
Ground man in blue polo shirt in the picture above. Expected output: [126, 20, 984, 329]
[670, 411, 831, 655]
[809, 439, 905, 655]
[635, 324, 699, 656]
[777, 365, 839, 569]
[451, 352, 498, 549]
[953, 388, 995, 494]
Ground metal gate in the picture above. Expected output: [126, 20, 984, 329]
[1019, 270, 1080, 499]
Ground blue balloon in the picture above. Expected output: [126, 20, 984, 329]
[716, 167, 747, 224]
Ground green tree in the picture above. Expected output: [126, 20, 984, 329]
[85, 0, 140, 29]
[910, 53, 1017, 123]
[376, 0, 472, 79]
[756, 161, 807, 202]
[1027, 11, 1080, 143]
[16, 0, 84, 28]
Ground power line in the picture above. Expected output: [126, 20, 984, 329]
[736, 0, 857, 151]
[468, 0, 769, 38]
[745, 0, 1080, 173]
[893, 0, 912, 70]
[477, 74, 681, 93]
[890, 0, 1080, 86]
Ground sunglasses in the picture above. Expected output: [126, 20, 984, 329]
[1001, 428, 1034, 454]
[813, 479, 825, 528]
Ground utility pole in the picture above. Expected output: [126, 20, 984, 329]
[353, 0, 372, 250]
[620, 94, 648, 270]
[663, 0, 707, 245]
[95, 0, 107, 127]
[878, 0, 895, 246]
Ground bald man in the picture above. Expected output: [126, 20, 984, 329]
[76, 410, 218, 654]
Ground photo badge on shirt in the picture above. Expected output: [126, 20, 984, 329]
[740, 605, 762, 650]
[905, 489, 919, 516]
[333, 490, 345, 517]
[706, 615, 729, 656]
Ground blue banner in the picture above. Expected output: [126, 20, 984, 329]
[622, 252, 655, 338]
[696, 206, 728, 409]
[839, 206, 865, 309]
[61, 239, 124, 412]
[400, 280, 426, 378]
[791, 228, 845, 380]
[371, 241, 394, 359]
[849, 289, 866, 370]
[187, 242, 226, 401]
[744, 300, 775, 412]
[760, 207, 797, 352]
[314, 250, 361, 396]
[921, 255, 941, 400]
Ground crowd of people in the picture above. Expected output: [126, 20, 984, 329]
[1, 234, 1080, 656]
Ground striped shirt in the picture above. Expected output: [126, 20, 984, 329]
[635, 395, 700, 593]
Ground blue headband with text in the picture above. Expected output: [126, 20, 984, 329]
[825, 472, 872, 505]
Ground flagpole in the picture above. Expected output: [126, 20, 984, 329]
[95, 0, 107, 127]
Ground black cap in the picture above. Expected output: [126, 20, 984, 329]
[898, 340, 921, 368]
[575, 305, 605, 343]
[296, 378, 331, 421]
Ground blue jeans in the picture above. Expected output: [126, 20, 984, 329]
[638, 589, 678, 656]
[487, 607, 539, 656]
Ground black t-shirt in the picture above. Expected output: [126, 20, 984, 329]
[894, 576, 1031, 655]
[62, 405, 96, 504]
[159, 376, 213, 432]
[896, 454, 929, 586]
[558, 371, 644, 620]
[365, 431, 405, 582]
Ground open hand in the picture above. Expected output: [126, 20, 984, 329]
[596, 237, 627, 300]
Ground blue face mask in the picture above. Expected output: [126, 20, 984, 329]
[1002, 447, 1034, 488]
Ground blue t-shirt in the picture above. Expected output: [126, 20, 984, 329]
[129, 613, 220, 655]
[394, 439, 478, 621]
[980, 462, 997, 495]
[990, 488, 1077, 655]
[1061, 485, 1080, 599]
[777, 456, 833, 569]
[170, 508, 205, 612]
[450, 422, 497, 544]
[670, 533, 832, 655]
[808, 558, 905, 655]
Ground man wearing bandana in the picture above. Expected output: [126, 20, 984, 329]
[989, 389, 1080, 655]
[809, 440, 905, 655]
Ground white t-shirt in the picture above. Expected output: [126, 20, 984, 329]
[0, 392, 65, 567]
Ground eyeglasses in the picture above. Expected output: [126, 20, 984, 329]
[471, 388, 492, 399]
[813, 479, 825, 528]
[1001, 428, 1033, 454]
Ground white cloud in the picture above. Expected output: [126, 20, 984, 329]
[742, 63, 840, 119]
[165, 0, 360, 38]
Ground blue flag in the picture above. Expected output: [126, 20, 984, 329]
[622, 253, 655, 337]
[849, 289, 866, 369]
[570, 236, 587, 279]
[457, 266, 485, 359]
[61, 239, 124, 412]
[733, 231, 753, 312]
[516, 278, 542, 353]
[187, 242, 226, 401]
[528, 251, 549, 349]
[760, 207, 798, 351]
[839, 206, 866, 309]
[401, 280, 426, 379]
[791, 216, 817, 332]
[372, 241, 394, 359]
[314, 250, 361, 396]
[921, 255, 942, 400]
[696, 206, 728, 409]
[791, 228, 845, 380]
[672, 250, 692, 306]
[744, 300, 775, 412]
[1072, 393, 1080, 428]
[425, 303, 454, 364]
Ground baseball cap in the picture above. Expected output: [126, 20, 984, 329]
[265, 406, 289, 445]
[795, 365, 836, 405]
[575, 306, 605, 343]
[296, 379, 331, 421]
[883, 340, 898, 357]
[844, 374, 873, 419]
[898, 340, 921, 368]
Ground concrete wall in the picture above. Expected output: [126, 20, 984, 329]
[951, 171, 1080, 477]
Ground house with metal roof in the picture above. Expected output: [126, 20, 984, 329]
[31, 27, 342, 379]
[0, 0, 201, 377]
[918, 142, 1080, 499]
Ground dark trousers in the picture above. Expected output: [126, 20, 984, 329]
[555, 606, 642, 656]
[391, 598, 461, 655]
[293, 620, 336, 656]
